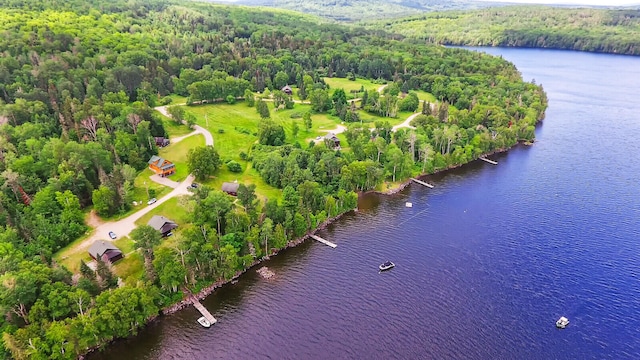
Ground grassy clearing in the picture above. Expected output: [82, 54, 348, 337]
[167, 94, 188, 104]
[185, 103, 260, 162]
[205, 164, 283, 202]
[135, 196, 192, 227]
[413, 90, 437, 103]
[159, 133, 205, 182]
[133, 169, 171, 203]
[113, 252, 145, 284]
[323, 77, 381, 93]
[160, 114, 194, 137]
[55, 242, 93, 273]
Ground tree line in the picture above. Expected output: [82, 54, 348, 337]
[372, 6, 640, 56]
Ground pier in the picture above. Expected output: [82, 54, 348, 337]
[410, 178, 434, 188]
[192, 297, 217, 325]
[309, 234, 337, 248]
[479, 157, 498, 165]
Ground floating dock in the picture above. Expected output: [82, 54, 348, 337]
[309, 234, 337, 248]
[192, 297, 217, 325]
[479, 157, 498, 165]
[410, 178, 434, 188]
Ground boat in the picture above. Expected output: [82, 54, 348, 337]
[379, 261, 395, 271]
[405, 202, 413, 208]
[197, 316, 211, 328]
[556, 316, 569, 329]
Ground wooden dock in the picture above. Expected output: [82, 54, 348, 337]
[309, 234, 337, 248]
[479, 157, 498, 165]
[192, 297, 217, 325]
[411, 178, 434, 188]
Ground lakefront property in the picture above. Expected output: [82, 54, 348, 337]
[0, 0, 552, 358]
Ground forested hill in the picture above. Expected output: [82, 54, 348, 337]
[369, 6, 640, 56]
[211, 0, 499, 22]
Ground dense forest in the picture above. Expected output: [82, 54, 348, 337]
[0, 0, 546, 358]
[215, 0, 495, 22]
[370, 6, 640, 55]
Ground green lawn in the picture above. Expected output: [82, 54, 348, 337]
[167, 94, 188, 104]
[113, 252, 145, 284]
[135, 196, 192, 227]
[205, 164, 283, 202]
[323, 77, 381, 93]
[133, 169, 172, 204]
[413, 90, 437, 103]
[159, 114, 194, 137]
[55, 242, 93, 273]
[159, 133, 205, 182]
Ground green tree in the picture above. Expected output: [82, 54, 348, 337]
[187, 146, 221, 181]
[256, 100, 270, 119]
[258, 119, 286, 146]
[303, 111, 313, 132]
[244, 89, 255, 107]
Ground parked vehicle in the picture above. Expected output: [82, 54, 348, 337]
[108, 231, 117, 240]
[147, 198, 157, 205]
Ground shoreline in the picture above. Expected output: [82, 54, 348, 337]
[83, 142, 527, 358]
[163, 143, 523, 315]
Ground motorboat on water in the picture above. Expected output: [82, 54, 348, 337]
[379, 261, 395, 271]
[198, 316, 211, 328]
[556, 316, 569, 329]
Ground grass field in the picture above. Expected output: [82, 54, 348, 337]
[323, 77, 382, 94]
[133, 169, 172, 204]
[134, 196, 191, 227]
[113, 252, 144, 284]
[159, 133, 205, 182]
[159, 114, 194, 137]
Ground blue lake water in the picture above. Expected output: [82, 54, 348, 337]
[92, 48, 640, 359]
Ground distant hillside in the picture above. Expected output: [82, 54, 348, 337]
[367, 6, 640, 55]
[210, 0, 500, 22]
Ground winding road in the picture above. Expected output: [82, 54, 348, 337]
[75, 106, 214, 251]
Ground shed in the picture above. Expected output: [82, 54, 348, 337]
[281, 85, 293, 95]
[222, 182, 240, 196]
[88, 241, 123, 263]
[147, 215, 178, 237]
[154, 137, 170, 147]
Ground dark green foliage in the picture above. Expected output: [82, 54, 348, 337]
[376, 6, 640, 56]
[187, 146, 221, 181]
[226, 160, 243, 173]
[258, 120, 286, 146]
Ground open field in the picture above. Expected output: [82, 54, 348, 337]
[158, 133, 205, 182]
[323, 77, 382, 93]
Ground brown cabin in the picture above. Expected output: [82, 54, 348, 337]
[281, 85, 293, 95]
[324, 133, 341, 149]
[88, 241, 123, 263]
[147, 215, 178, 237]
[222, 182, 240, 196]
[148, 155, 176, 177]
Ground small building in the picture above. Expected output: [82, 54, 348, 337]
[222, 182, 240, 196]
[148, 155, 176, 177]
[281, 85, 293, 95]
[324, 132, 341, 149]
[88, 241, 123, 263]
[155, 137, 170, 147]
[147, 215, 178, 237]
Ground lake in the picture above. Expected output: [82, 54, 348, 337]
[91, 48, 640, 359]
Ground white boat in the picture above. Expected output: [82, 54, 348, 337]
[405, 202, 413, 208]
[379, 261, 395, 271]
[556, 316, 569, 329]
[197, 316, 211, 328]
